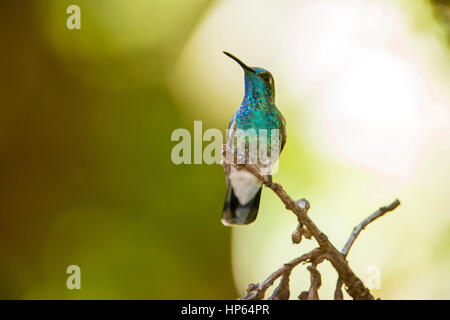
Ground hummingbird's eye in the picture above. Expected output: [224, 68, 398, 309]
[260, 74, 271, 83]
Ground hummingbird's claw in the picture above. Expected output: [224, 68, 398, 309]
[266, 175, 273, 188]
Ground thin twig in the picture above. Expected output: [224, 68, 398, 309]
[333, 199, 401, 298]
[341, 199, 401, 256]
[239, 249, 321, 300]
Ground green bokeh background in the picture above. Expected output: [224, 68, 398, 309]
[0, 0, 449, 299]
[0, 0, 234, 299]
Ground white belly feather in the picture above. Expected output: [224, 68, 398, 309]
[229, 167, 262, 205]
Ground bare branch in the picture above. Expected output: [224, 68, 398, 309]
[306, 265, 322, 300]
[239, 249, 321, 300]
[291, 199, 312, 244]
[333, 199, 401, 299]
[341, 199, 401, 256]
[334, 278, 344, 300]
[268, 273, 291, 300]
[223, 145, 401, 300]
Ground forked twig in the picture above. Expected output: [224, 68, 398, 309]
[334, 199, 401, 298]
[222, 145, 401, 300]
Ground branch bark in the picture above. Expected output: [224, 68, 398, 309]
[304, 265, 321, 300]
[239, 248, 321, 300]
[237, 164, 374, 299]
[223, 146, 401, 300]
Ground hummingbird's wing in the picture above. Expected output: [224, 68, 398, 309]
[279, 109, 287, 152]
[222, 117, 262, 225]
[224, 117, 237, 188]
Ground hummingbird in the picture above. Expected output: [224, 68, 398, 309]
[222, 52, 287, 226]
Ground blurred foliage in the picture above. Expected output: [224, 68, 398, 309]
[430, 0, 450, 45]
[0, 0, 236, 299]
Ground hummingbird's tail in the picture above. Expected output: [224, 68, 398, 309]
[221, 186, 262, 226]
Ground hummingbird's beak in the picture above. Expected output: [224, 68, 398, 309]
[223, 51, 255, 74]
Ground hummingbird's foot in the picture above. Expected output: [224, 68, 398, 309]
[236, 154, 246, 165]
[266, 175, 273, 188]
[221, 144, 228, 166]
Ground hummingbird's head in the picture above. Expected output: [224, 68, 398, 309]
[223, 51, 275, 103]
